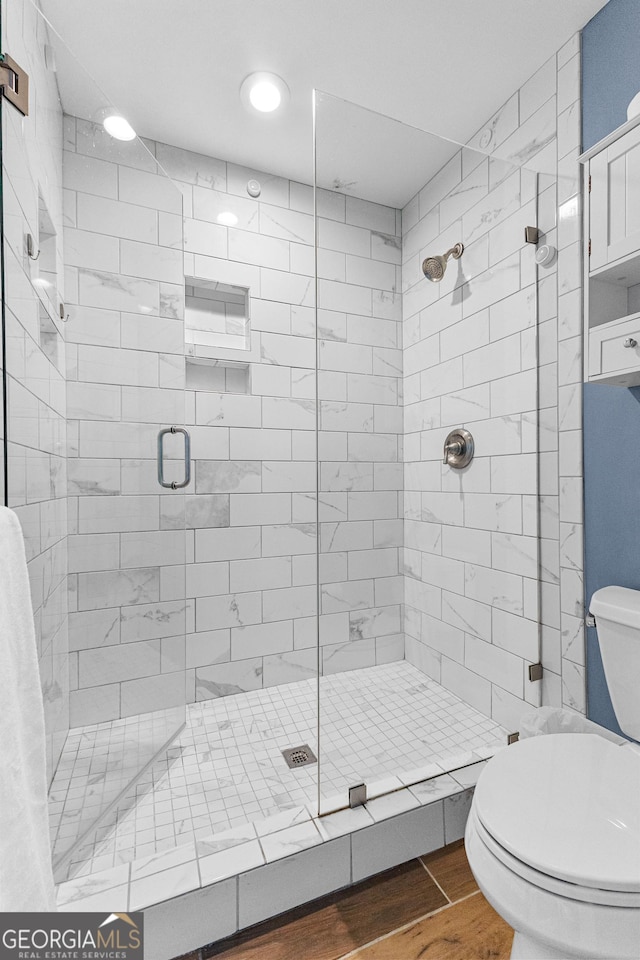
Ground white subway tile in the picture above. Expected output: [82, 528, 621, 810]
[465, 564, 523, 615]
[231, 620, 293, 660]
[440, 657, 491, 715]
[262, 649, 317, 686]
[186, 561, 230, 598]
[230, 428, 291, 460]
[261, 332, 315, 368]
[196, 591, 262, 631]
[195, 525, 261, 562]
[184, 217, 227, 258]
[263, 585, 316, 621]
[442, 526, 491, 566]
[262, 523, 316, 557]
[421, 614, 464, 662]
[185, 629, 231, 669]
[77, 193, 157, 242]
[230, 556, 291, 593]
[196, 394, 261, 428]
[520, 55, 556, 123]
[465, 634, 523, 697]
[119, 166, 182, 213]
[442, 592, 491, 642]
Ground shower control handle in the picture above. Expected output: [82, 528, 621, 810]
[624, 337, 637, 348]
[443, 428, 474, 469]
[443, 439, 464, 464]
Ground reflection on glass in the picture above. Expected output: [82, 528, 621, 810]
[2, 0, 187, 879]
[314, 91, 545, 813]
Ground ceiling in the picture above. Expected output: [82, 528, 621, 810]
[40, 0, 608, 207]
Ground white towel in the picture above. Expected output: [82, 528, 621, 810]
[0, 507, 56, 910]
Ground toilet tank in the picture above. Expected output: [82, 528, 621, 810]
[590, 586, 640, 741]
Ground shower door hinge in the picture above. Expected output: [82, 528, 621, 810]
[0, 54, 29, 116]
[588, 238, 592, 257]
[528, 662, 543, 682]
[588, 174, 592, 193]
[524, 226, 540, 245]
[349, 783, 367, 808]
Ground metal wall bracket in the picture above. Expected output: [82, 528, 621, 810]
[349, 783, 367, 808]
[0, 54, 29, 116]
[524, 226, 540, 244]
[507, 732, 520, 745]
[528, 662, 543, 682]
[586, 614, 596, 628]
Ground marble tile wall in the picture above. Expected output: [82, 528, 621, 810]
[63, 126, 404, 723]
[316, 194, 404, 677]
[5, 9, 583, 749]
[63, 119, 189, 727]
[555, 36, 585, 716]
[2, 0, 69, 782]
[401, 35, 585, 730]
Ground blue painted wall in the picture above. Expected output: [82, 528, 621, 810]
[582, 0, 640, 151]
[583, 385, 640, 735]
[582, 0, 640, 735]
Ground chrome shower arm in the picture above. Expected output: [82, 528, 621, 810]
[443, 243, 464, 262]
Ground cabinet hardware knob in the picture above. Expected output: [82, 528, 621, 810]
[624, 337, 637, 348]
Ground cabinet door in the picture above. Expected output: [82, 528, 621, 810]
[590, 123, 640, 271]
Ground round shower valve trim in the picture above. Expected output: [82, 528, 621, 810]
[443, 428, 474, 468]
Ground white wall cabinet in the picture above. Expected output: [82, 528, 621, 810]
[583, 117, 640, 385]
[590, 123, 640, 271]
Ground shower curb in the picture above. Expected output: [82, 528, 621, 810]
[56, 758, 493, 960]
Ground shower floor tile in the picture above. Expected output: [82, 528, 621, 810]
[51, 661, 506, 881]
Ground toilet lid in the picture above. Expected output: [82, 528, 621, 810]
[474, 734, 640, 892]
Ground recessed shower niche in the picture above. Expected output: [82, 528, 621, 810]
[184, 277, 257, 393]
[185, 278, 250, 352]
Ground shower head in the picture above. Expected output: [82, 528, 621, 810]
[422, 242, 464, 281]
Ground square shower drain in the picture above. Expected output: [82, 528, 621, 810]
[281, 745, 317, 769]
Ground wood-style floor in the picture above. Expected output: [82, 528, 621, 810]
[176, 840, 514, 960]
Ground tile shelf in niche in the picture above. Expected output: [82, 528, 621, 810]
[185, 333, 260, 365]
[185, 357, 250, 395]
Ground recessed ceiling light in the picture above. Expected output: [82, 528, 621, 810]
[217, 211, 239, 226]
[103, 114, 137, 141]
[240, 72, 289, 114]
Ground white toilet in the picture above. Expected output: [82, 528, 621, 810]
[465, 586, 640, 960]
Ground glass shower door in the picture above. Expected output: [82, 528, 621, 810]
[1, 0, 189, 877]
[314, 91, 543, 813]
[0, 98, 5, 507]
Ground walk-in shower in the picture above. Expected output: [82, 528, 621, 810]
[0, 0, 571, 926]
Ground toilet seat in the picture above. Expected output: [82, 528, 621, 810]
[469, 806, 640, 907]
[473, 733, 640, 896]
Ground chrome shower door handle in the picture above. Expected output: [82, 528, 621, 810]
[157, 426, 191, 489]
